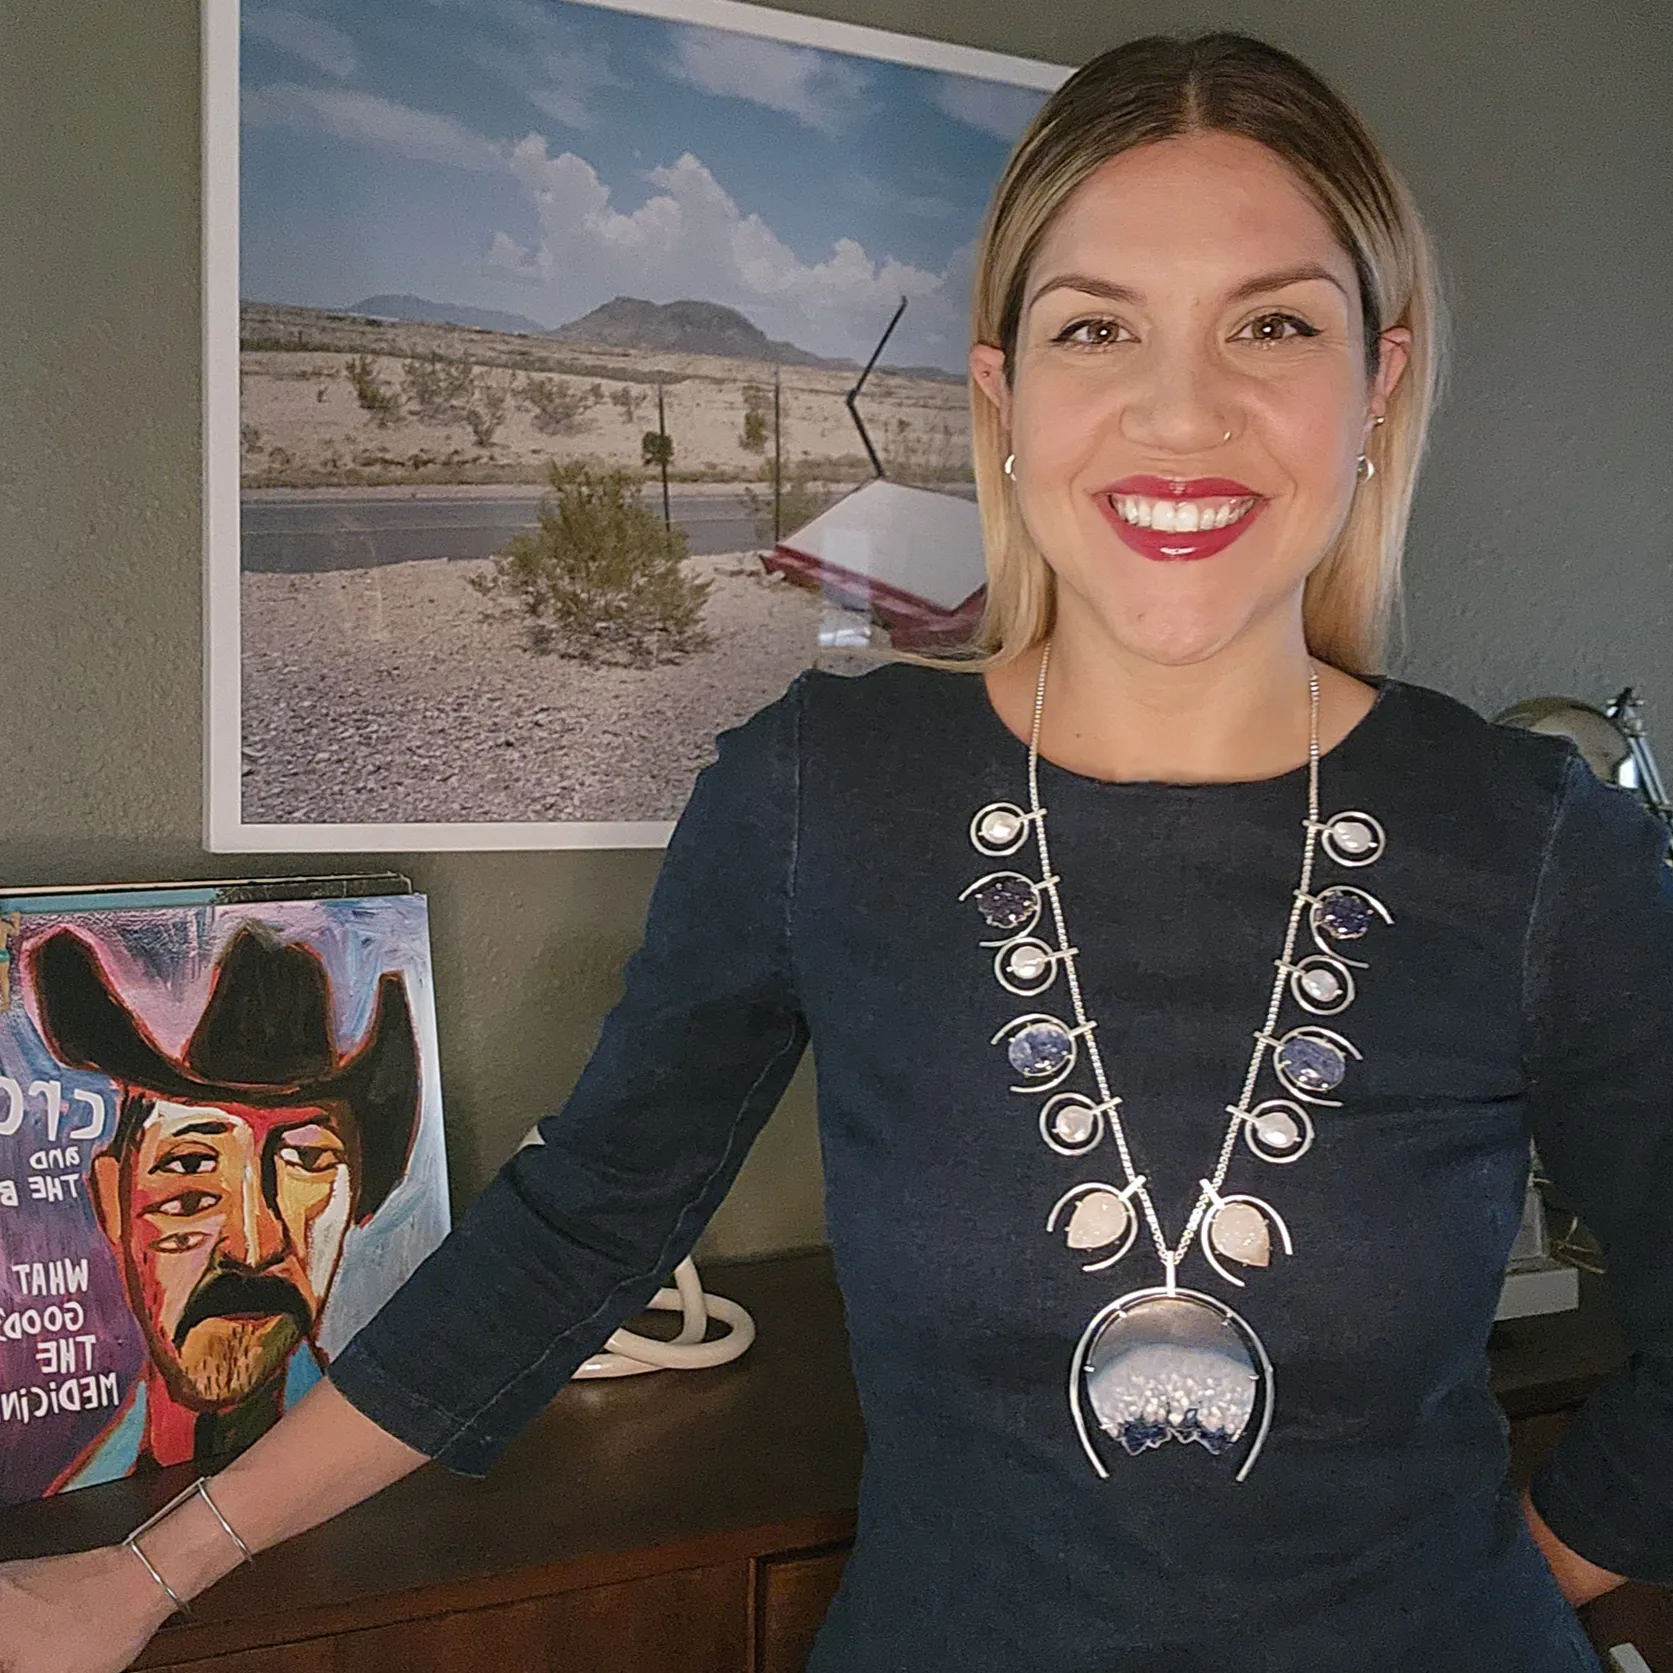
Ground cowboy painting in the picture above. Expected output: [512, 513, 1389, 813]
[22, 922, 423, 1488]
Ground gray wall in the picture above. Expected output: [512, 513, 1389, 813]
[3, 0, 1667, 1258]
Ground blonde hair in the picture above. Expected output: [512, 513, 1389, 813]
[923, 30, 1449, 677]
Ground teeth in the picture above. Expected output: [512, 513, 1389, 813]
[1110, 494, 1256, 532]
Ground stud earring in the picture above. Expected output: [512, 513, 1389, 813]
[1003, 452, 1016, 480]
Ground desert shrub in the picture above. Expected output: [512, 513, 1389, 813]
[520, 375, 596, 434]
[470, 460, 711, 665]
[610, 384, 646, 424]
[467, 382, 508, 446]
[739, 384, 770, 454]
[345, 354, 401, 425]
[640, 429, 673, 469]
[401, 353, 476, 420]
[743, 460, 839, 547]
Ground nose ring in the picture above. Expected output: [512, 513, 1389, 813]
[1222, 429, 1232, 444]
[1003, 452, 1016, 480]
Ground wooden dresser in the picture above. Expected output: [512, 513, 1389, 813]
[1, 1251, 1668, 1671]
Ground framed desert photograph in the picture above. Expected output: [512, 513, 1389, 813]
[203, 0, 1068, 850]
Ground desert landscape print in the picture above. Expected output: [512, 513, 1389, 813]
[227, 0, 1057, 839]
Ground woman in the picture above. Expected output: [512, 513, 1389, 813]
[4, 30, 1666, 1673]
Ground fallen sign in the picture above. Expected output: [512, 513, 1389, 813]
[762, 478, 986, 651]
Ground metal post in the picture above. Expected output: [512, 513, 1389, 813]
[772, 363, 782, 544]
[656, 382, 672, 547]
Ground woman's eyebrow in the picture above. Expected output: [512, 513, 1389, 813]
[1025, 262, 1349, 312]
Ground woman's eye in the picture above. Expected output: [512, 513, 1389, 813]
[1053, 316, 1126, 348]
[1241, 311, 1321, 344]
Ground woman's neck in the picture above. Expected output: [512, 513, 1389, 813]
[980, 621, 1380, 787]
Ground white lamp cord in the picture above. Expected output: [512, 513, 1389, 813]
[516, 1125, 756, 1379]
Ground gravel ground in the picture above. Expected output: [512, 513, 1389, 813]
[240, 553, 882, 825]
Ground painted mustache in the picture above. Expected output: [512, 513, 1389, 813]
[173, 1268, 314, 1349]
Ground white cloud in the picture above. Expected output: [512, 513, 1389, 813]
[845, 171, 960, 223]
[929, 73, 1044, 143]
[468, 39, 622, 130]
[481, 230, 548, 285]
[492, 135, 960, 363]
[663, 26, 867, 137]
[243, 6, 357, 79]
[242, 84, 506, 173]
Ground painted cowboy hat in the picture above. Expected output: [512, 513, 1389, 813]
[27, 923, 421, 1221]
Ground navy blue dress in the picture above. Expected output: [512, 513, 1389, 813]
[330, 661, 1673, 1672]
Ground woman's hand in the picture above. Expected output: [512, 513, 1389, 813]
[0, 1544, 175, 1673]
[1521, 1484, 1629, 1609]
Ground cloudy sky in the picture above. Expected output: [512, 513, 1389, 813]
[238, 0, 1060, 371]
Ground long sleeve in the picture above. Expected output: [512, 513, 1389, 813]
[1521, 745, 1673, 1583]
[326, 675, 810, 1476]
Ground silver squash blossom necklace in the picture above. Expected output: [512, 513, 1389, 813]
[960, 640, 1392, 1482]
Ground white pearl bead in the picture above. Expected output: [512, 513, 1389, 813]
[1255, 1114, 1299, 1148]
[1330, 817, 1374, 854]
[1053, 1104, 1096, 1143]
[980, 809, 1022, 845]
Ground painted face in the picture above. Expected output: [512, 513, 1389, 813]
[95, 1098, 356, 1411]
[971, 131, 1410, 667]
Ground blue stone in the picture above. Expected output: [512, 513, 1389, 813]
[1315, 887, 1374, 940]
[1276, 1034, 1346, 1093]
[975, 876, 1037, 932]
[1007, 1021, 1072, 1077]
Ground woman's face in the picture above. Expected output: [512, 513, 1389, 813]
[970, 131, 1411, 667]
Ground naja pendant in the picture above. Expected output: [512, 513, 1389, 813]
[1069, 1287, 1276, 1483]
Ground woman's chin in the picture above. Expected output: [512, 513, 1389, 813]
[1070, 605, 1262, 669]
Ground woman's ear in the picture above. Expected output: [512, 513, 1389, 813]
[969, 342, 1012, 429]
[1373, 326, 1413, 415]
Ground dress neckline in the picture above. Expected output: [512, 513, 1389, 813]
[963, 661, 1400, 797]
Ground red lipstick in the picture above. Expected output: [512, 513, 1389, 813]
[1094, 475, 1267, 563]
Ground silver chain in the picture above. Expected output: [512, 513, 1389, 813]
[1024, 639, 1322, 1283]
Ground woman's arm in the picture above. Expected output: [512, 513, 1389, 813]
[0, 1380, 425, 1673]
[116, 1377, 426, 1597]
[1520, 745, 1673, 1592]
[1521, 1483, 1627, 1608]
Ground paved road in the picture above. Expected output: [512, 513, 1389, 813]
[240, 488, 763, 573]
[240, 483, 977, 574]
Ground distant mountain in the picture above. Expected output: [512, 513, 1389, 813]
[547, 295, 960, 382]
[338, 291, 959, 381]
[346, 294, 551, 336]
[549, 296, 836, 366]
